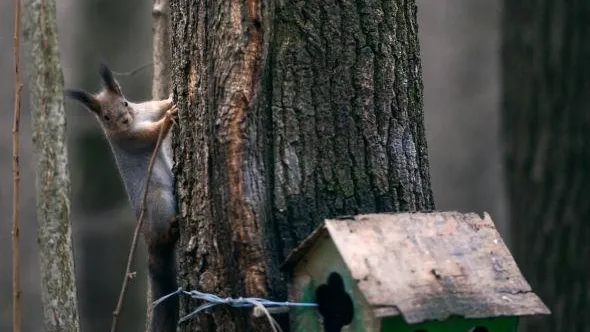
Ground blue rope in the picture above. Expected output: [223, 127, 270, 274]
[153, 287, 318, 323]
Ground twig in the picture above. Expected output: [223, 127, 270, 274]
[112, 62, 153, 77]
[110, 119, 170, 332]
[12, 0, 22, 330]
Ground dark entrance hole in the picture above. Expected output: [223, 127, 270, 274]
[315, 272, 354, 332]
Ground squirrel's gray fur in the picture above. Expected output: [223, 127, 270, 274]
[66, 63, 179, 332]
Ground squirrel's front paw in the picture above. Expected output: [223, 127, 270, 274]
[165, 106, 178, 125]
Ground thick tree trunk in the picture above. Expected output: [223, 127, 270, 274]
[502, 2, 590, 331]
[170, 0, 434, 330]
[24, 0, 80, 331]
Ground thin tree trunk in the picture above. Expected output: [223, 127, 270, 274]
[24, 0, 80, 331]
[146, 0, 171, 329]
[152, 0, 171, 100]
[502, 2, 590, 331]
[170, 0, 433, 330]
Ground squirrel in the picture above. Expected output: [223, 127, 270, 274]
[66, 63, 179, 332]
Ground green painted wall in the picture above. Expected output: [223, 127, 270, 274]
[291, 237, 380, 331]
[380, 316, 518, 332]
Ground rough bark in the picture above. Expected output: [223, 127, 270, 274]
[146, 0, 172, 329]
[170, 0, 434, 331]
[24, 0, 80, 331]
[502, 2, 590, 331]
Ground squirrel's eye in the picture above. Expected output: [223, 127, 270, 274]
[103, 115, 110, 121]
[123, 101, 128, 107]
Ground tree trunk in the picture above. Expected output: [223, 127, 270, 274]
[502, 2, 590, 331]
[24, 0, 80, 331]
[152, 0, 171, 100]
[170, 0, 434, 330]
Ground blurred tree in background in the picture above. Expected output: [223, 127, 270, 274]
[502, 1, 590, 331]
[67, 0, 153, 331]
[24, 0, 80, 330]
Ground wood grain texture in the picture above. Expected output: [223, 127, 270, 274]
[288, 212, 549, 324]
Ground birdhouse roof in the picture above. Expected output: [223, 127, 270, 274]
[284, 212, 550, 324]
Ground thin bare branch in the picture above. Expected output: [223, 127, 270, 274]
[12, 0, 22, 330]
[110, 117, 173, 332]
[112, 62, 153, 77]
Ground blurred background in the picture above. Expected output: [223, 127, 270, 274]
[0, 0, 522, 331]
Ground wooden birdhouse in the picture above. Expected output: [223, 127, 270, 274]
[283, 212, 550, 332]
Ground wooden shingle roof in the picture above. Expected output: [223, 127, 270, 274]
[284, 212, 550, 324]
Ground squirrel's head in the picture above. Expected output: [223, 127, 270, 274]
[65, 63, 134, 134]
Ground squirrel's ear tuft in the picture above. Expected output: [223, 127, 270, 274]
[65, 88, 101, 114]
[98, 62, 123, 96]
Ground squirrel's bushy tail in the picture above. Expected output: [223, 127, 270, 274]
[148, 242, 178, 332]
